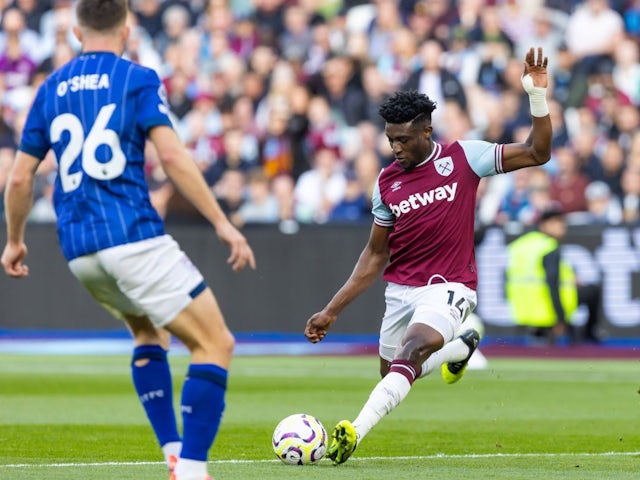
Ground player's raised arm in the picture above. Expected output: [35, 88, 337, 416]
[502, 46, 552, 172]
[149, 125, 256, 271]
[1, 151, 41, 278]
[305, 223, 391, 343]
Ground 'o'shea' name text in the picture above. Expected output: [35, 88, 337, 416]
[57, 74, 110, 96]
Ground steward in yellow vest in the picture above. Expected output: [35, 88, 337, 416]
[505, 206, 579, 339]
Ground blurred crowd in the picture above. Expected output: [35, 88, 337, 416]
[0, 0, 639, 232]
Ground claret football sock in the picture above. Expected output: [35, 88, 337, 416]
[131, 345, 181, 447]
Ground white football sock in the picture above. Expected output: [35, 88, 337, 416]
[173, 458, 208, 480]
[162, 441, 182, 466]
[352, 371, 412, 441]
[419, 337, 471, 378]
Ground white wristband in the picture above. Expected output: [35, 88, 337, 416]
[528, 88, 549, 117]
[521, 74, 549, 117]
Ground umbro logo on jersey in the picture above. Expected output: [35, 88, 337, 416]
[388, 182, 458, 217]
[434, 156, 454, 176]
[391, 181, 402, 192]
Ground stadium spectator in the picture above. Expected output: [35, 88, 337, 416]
[258, 103, 295, 179]
[162, 67, 193, 119]
[0, 8, 38, 90]
[305, 94, 342, 157]
[520, 166, 556, 225]
[623, 0, 640, 36]
[13, 0, 48, 33]
[317, 54, 368, 128]
[352, 146, 383, 198]
[233, 167, 280, 227]
[294, 147, 347, 224]
[133, 0, 165, 40]
[154, 3, 191, 57]
[495, 167, 534, 226]
[549, 146, 590, 214]
[278, 4, 313, 65]
[514, 8, 567, 68]
[612, 37, 640, 106]
[366, 0, 405, 63]
[212, 168, 247, 219]
[39, 0, 80, 60]
[376, 27, 419, 90]
[506, 205, 605, 345]
[573, 179, 623, 225]
[227, 14, 259, 61]
[620, 166, 640, 224]
[563, 0, 625, 107]
[270, 172, 298, 233]
[286, 83, 312, 180]
[251, 0, 287, 48]
[420, 0, 460, 44]
[124, 17, 163, 72]
[304, 48, 554, 465]
[403, 39, 467, 130]
[591, 139, 625, 199]
[611, 103, 640, 152]
[327, 170, 371, 223]
[0, 4, 255, 480]
[548, 99, 570, 149]
[28, 169, 56, 223]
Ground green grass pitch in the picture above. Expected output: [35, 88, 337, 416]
[0, 354, 638, 479]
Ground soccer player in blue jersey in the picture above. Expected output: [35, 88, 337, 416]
[1, 2, 255, 479]
[305, 47, 553, 465]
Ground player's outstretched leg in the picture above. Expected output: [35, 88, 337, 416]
[441, 329, 480, 384]
[326, 420, 357, 465]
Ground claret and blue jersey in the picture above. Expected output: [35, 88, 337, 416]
[372, 140, 505, 290]
[19, 52, 173, 261]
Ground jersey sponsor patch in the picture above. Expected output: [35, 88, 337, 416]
[388, 182, 458, 217]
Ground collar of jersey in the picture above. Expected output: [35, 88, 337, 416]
[415, 142, 441, 168]
[78, 51, 118, 57]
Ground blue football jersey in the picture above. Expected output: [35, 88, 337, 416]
[19, 52, 173, 260]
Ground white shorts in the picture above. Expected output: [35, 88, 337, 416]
[379, 281, 477, 362]
[68, 235, 206, 328]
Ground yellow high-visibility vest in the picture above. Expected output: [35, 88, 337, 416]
[506, 231, 578, 327]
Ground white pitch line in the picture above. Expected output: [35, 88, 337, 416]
[2, 451, 638, 469]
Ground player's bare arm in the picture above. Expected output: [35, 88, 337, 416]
[1, 151, 41, 278]
[502, 46, 552, 173]
[149, 125, 256, 271]
[305, 224, 391, 343]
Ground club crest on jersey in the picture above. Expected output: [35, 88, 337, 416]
[434, 156, 454, 177]
[391, 181, 402, 192]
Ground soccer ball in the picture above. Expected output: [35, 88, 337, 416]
[272, 413, 327, 465]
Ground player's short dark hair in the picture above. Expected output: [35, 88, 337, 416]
[378, 90, 437, 126]
[76, 0, 128, 32]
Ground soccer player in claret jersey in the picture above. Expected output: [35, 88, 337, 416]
[305, 47, 552, 465]
[0, 2, 255, 480]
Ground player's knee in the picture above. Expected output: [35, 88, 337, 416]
[379, 357, 391, 377]
[202, 325, 235, 358]
[220, 328, 235, 356]
[398, 334, 442, 365]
